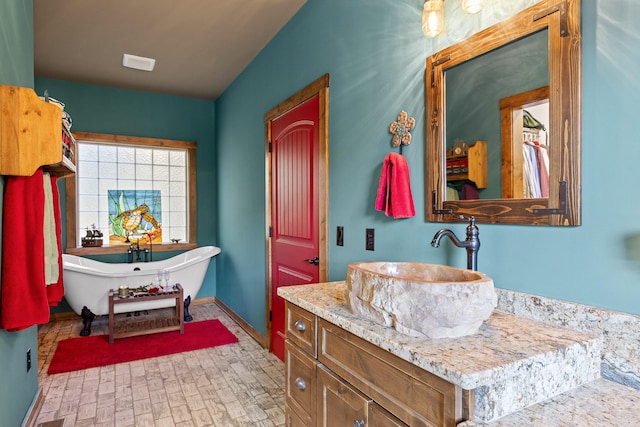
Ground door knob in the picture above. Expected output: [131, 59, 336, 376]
[304, 256, 319, 266]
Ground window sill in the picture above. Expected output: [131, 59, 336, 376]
[65, 242, 198, 256]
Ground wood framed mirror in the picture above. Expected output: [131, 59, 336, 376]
[425, 0, 581, 226]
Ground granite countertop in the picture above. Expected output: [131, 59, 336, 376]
[457, 378, 640, 426]
[278, 281, 600, 390]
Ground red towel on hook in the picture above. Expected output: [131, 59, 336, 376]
[375, 152, 415, 219]
[0, 169, 50, 331]
[47, 175, 64, 306]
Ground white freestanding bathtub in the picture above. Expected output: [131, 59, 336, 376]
[62, 246, 221, 316]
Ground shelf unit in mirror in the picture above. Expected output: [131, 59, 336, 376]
[446, 141, 487, 189]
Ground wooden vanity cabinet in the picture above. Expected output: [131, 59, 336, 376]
[284, 302, 469, 427]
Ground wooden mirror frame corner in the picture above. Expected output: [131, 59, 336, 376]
[425, 0, 581, 226]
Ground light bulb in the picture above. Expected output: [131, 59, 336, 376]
[462, 0, 484, 14]
[422, 0, 445, 37]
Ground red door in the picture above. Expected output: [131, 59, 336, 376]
[270, 96, 320, 361]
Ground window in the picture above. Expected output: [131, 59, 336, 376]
[66, 133, 197, 254]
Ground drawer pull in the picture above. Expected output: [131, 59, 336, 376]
[294, 377, 307, 391]
[354, 420, 365, 427]
[294, 319, 306, 332]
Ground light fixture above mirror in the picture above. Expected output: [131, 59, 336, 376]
[422, 0, 445, 37]
[462, 0, 484, 14]
[422, 0, 486, 37]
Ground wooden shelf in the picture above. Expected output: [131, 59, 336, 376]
[108, 284, 184, 344]
[446, 140, 487, 188]
[0, 84, 76, 177]
[44, 155, 76, 178]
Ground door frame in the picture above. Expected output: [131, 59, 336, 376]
[264, 74, 330, 351]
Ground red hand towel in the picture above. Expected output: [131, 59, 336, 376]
[0, 169, 50, 331]
[47, 175, 64, 306]
[375, 152, 415, 219]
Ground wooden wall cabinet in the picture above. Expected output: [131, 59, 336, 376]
[446, 140, 487, 188]
[0, 84, 76, 177]
[284, 302, 468, 427]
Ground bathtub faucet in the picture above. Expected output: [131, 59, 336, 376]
[431, 216, 480, 271]
[127, 240, 149, 263]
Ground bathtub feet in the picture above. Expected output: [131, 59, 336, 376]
[184, 295, 193, 322]
[80, 306, 96, 336]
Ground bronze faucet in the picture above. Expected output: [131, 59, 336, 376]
[431, 216, 480, 271]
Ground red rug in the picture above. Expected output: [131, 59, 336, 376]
[48, 319, 238, 375]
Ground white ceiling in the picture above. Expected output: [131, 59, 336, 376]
[33, 0, 307, 100]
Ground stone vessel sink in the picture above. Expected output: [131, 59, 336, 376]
[345, 262, 497, 339]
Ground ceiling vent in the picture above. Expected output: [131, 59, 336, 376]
[122, 53, 156, 72]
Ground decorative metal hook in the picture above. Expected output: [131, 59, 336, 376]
[389, 111, 415, 155]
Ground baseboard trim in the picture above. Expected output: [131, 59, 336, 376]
[213, 297, 269, 349]
[22, 387, 43, 427]
[191, 296, 216, 306]
[49, 311, 79, 322]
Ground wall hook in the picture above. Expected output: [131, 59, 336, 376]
[389, 110, 415, 155]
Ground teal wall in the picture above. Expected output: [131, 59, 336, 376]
[215, 0, 640, 336]
[33, 78, 218, 307]
[0, 1, 40, 426]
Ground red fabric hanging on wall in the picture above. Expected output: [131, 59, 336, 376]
[0, 169, 50, 331]
[374, 152, 416, 219]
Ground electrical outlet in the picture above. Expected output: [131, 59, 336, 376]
[27, 348, 31, 372]
[337, 226, 344, 246]
[366, 228, 374, 251]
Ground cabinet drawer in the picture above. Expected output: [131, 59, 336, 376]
[318, 319, 465, 427]
[286, 302, 317, 357]
[285, 341, 316, 425]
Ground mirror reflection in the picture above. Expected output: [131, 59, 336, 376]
[425, 0, 582, 226]
[445, 29, 548, 201]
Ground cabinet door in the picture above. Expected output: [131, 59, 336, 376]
[317, 364, 370, 427]
[369, 403, 408, 427]
[285, 341, 316, 425]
